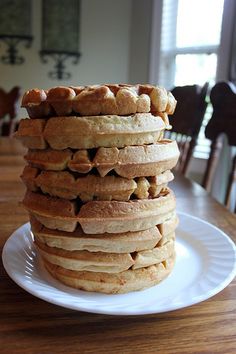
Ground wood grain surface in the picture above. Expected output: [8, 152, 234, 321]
[0, 137, 235, 354]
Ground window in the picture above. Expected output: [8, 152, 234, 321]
[159, 0, 224, 89]
[158, 0, 225, 158]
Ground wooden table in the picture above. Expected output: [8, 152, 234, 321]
[0, 137, 236, 354]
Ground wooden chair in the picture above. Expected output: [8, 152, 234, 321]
[165, 82, 208, 175]
[0, 86, 21, 136]
[202, 81, 236, 212]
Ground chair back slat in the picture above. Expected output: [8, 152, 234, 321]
[202, 82, 236, 211]
[166, 83, 208, 174]
[205, 82, 236, 146]
[0, 86, 21, 136]
[202, 136, 224, 191]
[224, 156, 236, 212]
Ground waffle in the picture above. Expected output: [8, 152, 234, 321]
[24, 139, 179, 178]
[21, 84, 176, 118]
[15, 113, 168, 150]
[15, 119, 47, 149]
[36, 238, 135, 273]
[31, 214, 177, 253]
[22, 167, 174, 201]
[16, 81, 179, 294]
[44, 254, 175, 294]
[31, 216, 162, 253]
[22, 188, 176, 233]
[35, 236, 174, 273]
[158, 216, 178, 246]
[25, 148, 73, 171]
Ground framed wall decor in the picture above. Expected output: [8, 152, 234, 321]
[0, 0, 33, 65]
[40, 0, 81, 80]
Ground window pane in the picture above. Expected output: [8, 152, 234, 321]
[176, 0, 224, 48]
[161, 0, 178, 51]
[174, 53, 217, 86]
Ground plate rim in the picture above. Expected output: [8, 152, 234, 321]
[2, 211, 236, 316]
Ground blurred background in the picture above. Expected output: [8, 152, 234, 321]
[0, 0, 231, 103]
[0, 0, 235, 209]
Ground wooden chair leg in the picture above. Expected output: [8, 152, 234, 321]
[182, 138, 195, 175]
[176, 139, 185, 173]
[224, 155, 236, 211]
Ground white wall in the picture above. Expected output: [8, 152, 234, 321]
[0, 0, 133, 118]
[129, 0, 153, 84]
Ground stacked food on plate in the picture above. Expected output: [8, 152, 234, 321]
[15, 84, 180, 294]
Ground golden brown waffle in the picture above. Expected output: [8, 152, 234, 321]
[24, 140, 179, 178]
[15, 113, 168, 150]
[22, 167, 174, 201]
[132, 239, 174, 270]
[22, 188, 176, 233]
[15, 119, 47, 149]
[16, 82, 179, 294]
[158, 221, 178, 246]
[44, 254, 175, 294]
[31, 215, 163, 253]
[36, 239, 135, 273]
[31, 214, 177, 253]
[159, 213, 179, 237]
[25, 149, 73, 171]
[36, 237, 174, 273]
[21, 84, 176, 118]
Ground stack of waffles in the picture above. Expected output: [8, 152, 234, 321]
[15, 84, 180, 294]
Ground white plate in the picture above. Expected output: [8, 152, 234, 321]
[2, 212, 236, 315]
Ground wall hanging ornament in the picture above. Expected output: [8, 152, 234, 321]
[40, 0, 81, 80]
[0, 0, 33, 65]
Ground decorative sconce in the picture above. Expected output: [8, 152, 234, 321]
[0, 0, 33, 65]
[40, 0, 81, 80]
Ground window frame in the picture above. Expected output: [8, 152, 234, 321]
[148, 0, 235, 166]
